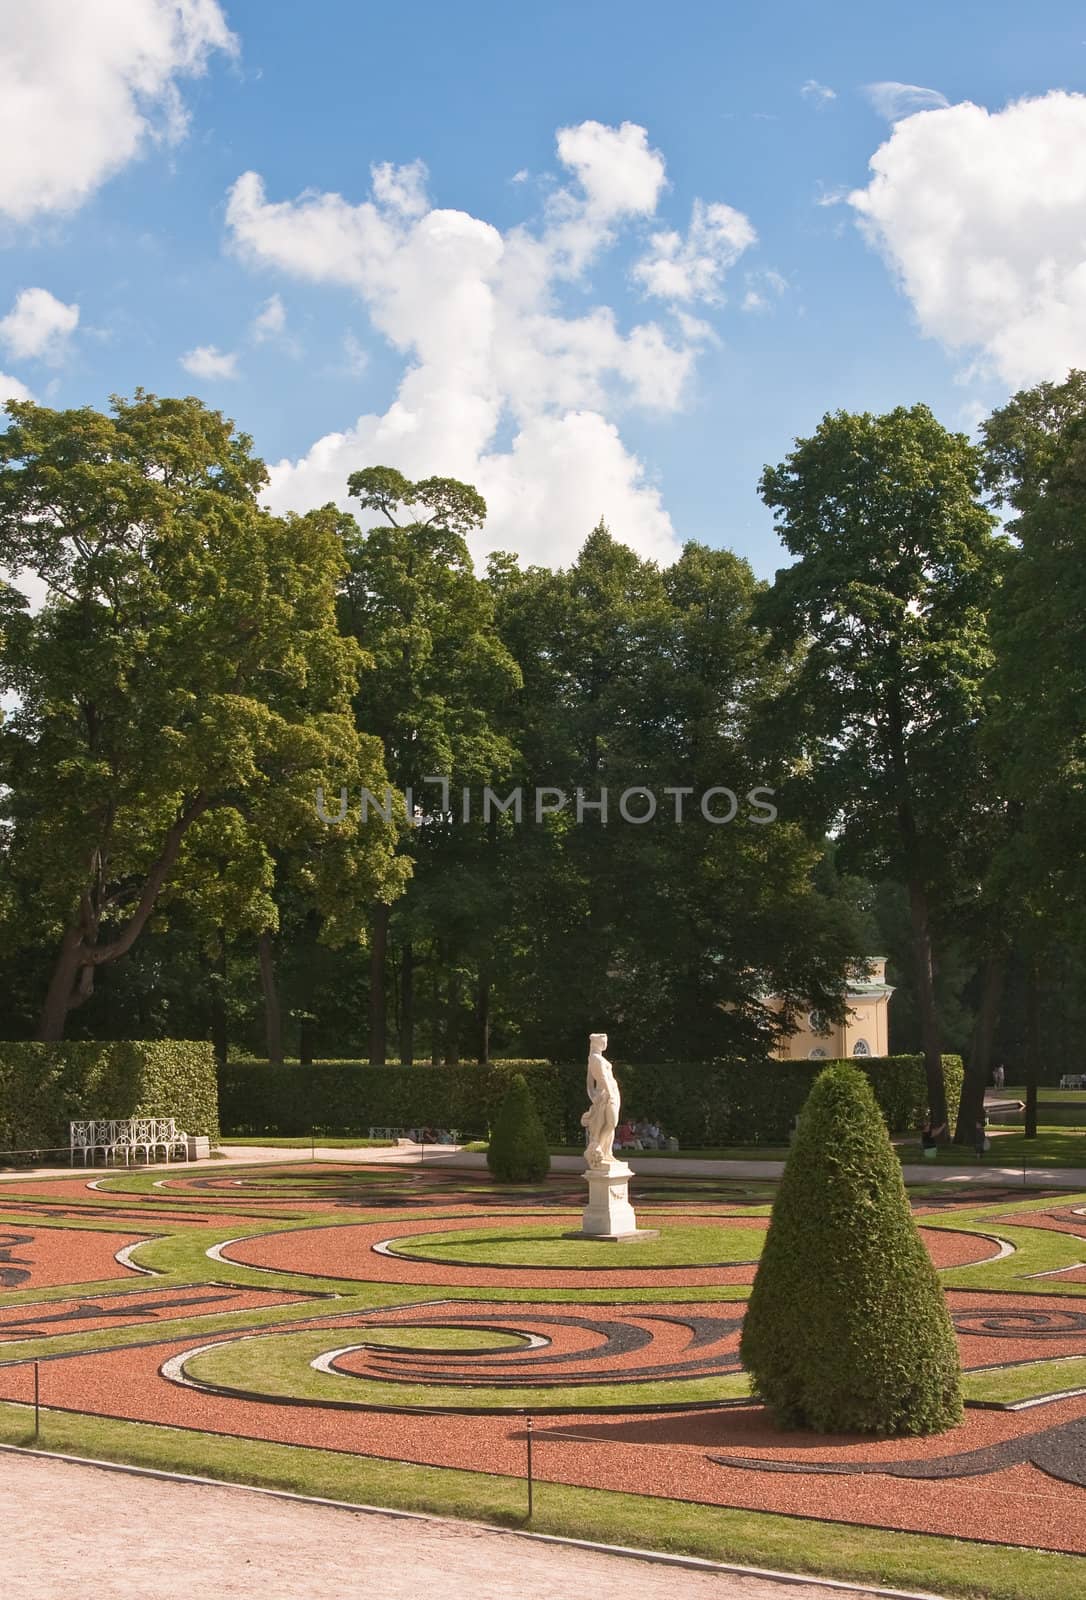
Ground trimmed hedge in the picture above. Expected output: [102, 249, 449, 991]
[218, 1053, 962, 1146]
[0, 1040, 220, 1155]
[486, 1074, 551, 1182]
[740, 1063, 963, 1435]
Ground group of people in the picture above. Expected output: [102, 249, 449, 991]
[407, 1126, 455, 1144]
[614, 1117, 669, 1151]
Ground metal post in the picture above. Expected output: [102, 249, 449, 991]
[525, 1413, 533, 1519]
[33, 1361, 40, 1441]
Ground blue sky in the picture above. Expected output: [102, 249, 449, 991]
[2, 1, 1085, 577]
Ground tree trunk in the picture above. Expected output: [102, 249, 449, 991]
[257, 930, 283, 1067]
[445, 969, 460, 1066]
[298, 1016, 316, 1067]
[430, 960, 443, 1066]
[885, 680, 947, 1137]
[954, 950, 1006, 1144]
[907, 875, 948, 1135]
[36, 929, 87, 1041]
[399, 943, 415, 1066]
[35, 795, 209, 1042]
[475, 967, 491, 1065]
[368, 901, 390, 1065]
[1024, 958, 1040, 1140]
[209, 934, 229, 1067]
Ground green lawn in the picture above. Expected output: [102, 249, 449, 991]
[964, 1356, 1086, 1406]
[388, 1222, 765, 1268]
[1001, 1085, 1086, 1105]
[184, 1327, 753, 1412]
[909, 1127, 1086, 1167]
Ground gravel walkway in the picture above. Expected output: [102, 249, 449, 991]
[0, 1451, 911, 1600]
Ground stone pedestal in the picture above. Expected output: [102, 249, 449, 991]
[580, 1160, 658, 1241]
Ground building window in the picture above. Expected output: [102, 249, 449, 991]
[853, 1039, 871, 1056]
[808, 1009, 830, 1035]
[808, 1047, 828, 1059]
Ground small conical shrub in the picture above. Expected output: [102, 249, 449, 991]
[486, 1073, 551, 1183]
[740, 1062, 962, 1436]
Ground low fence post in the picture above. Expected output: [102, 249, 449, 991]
[525, 1413, 534, 1520]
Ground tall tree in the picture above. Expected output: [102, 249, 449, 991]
[339, 468, 521, 1063]
[758, 406, 999, 1132]
[0, 395, 398, 1040]
[489, 527, 864, 1060]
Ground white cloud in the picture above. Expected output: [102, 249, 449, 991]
[0, 288, 79, 361]
[850, 90, 1086, 387]
[801, 79, 836, 108]
[742, 269, 788, 313]
[864, 82, 950, 122]
[370, 159, 429, 218]
[250, 293, 286, 342]
[339, 332, 368, 375]
[180, 344, 238, 380]
[225, 123, 753, 568]
[0, 0, 236, 222]
[632, 199, 756, 303]
[0, 372, 33, 404]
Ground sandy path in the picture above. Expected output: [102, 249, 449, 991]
[0, 1451, 915, 1600]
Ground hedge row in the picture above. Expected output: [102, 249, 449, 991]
[218, 1054, 962, 1145]
[0, 1040, 220, 1155]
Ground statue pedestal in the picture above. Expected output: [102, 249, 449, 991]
[580, 1160, 658, 1241]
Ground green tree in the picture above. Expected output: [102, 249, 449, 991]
[489, 527, 868, 1060]
[0, 394, 398, 1040]
[486, 1072, 550, 1182]
[758, 406, 1000, 1132]
[339, 467, 521, 1064]
[740, 1062, 962, 1435]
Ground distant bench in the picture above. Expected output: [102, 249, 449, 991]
[368, 1126, 462, 1143]
[70, 1117, 204, 1166]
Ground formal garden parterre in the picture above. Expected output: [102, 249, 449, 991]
[3, 1156, 1086, 1597]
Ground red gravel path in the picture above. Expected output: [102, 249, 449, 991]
[0, 1226, 146, 1289]
[3, 1325, 1084, 1555]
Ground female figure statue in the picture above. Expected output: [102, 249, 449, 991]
[581, 1031, 620, 1168]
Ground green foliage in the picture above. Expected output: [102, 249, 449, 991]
[485, 1072, 550, 1182]
[0, 1039, 219, 1153]
[0, 394, 398, 1039]
[217, 1054, 961, 1145]
[486, 528, 866, 1064]
[758, 404, 1001, 1126]
[740, 1064, 962, 1435]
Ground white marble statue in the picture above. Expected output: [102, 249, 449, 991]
[581, 1031, 620, 1169]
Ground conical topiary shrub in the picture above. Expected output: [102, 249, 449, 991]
[740, 1062, 962, 1436]
[486, 1073, 551, 1183]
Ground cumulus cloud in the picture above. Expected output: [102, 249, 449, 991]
[0, 372, 33, 404]
[632, 199, 756, 303]
[225, 122, 752, 568]
[0, 0, 236, 222]
[250, 293, 286, 342]
[801, 79, 836, 108]
[180, 344, 238, 380]
[0, 288, 79, 362]
[864, 82, 950, 122]
[850, 90, 1086, 387]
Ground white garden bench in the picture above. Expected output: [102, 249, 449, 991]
[69, 1117, 191, 1166]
